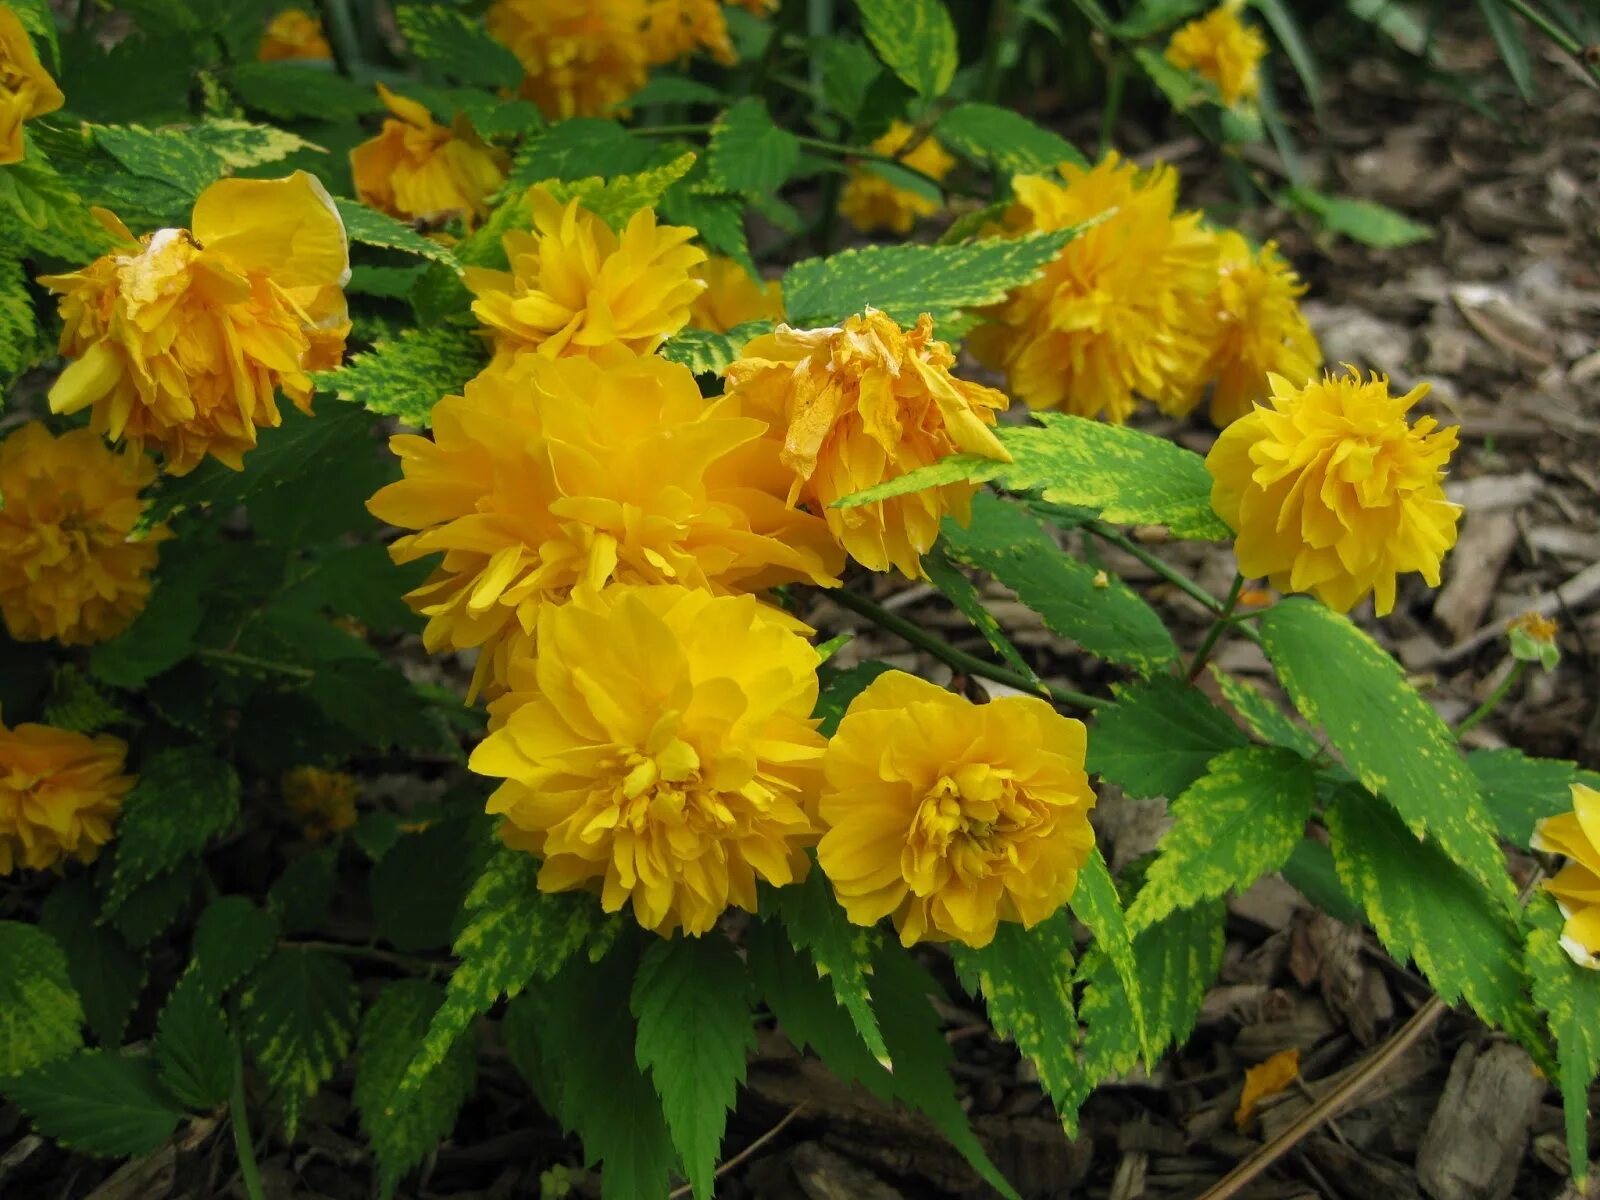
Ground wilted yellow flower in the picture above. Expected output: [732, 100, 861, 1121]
[688, 255, 783, 333]
[257, 7, 333, 62]
[350, 85, 508, 229]
[725, 309, 1011, 578]
[40, 172, 350, 475]
[466, 188, 705, 368]
[0, 3, 63, 166]
[837, 121, 956, 235]
[487, 0, 650, 119]
[969, 154, 1217, 423]
[1533, 784, 1600, 969]
[1193, 230, 1321, 427]
[1510, 611, 1558, 644]
[0, 422, 164, 646]
[0, 718, 132, 875]
[367, 353, 842, 698]
[1165, 4, 1269, 108]
[282, 766, 359, 841]
[816, 671, 1097, 948]
[643, 0, 736, 65]
[1235, 1048, 1300, 1129]
[471, 584, 824, 936]
[1206, 368, 1461, 616]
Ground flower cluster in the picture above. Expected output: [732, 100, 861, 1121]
[0, 3, 63, 165]
[283, 766, 360, 842]
[377, 179, 1088, 940]
[466, 187, 706, 369]
[472, 585, 825, 935]
[257, 7, 333, 62]
[1534, 784, 1600, 969]
[973, 152, 1321, 427]
[0, 717, 133, 876]
[1164, 3, 1268, 109]
[41, 171, 351, 475]
[725, 310, 1012, 578]
[0, 422, 164, 646]
[1206, 368, 1461, 614]
[487, 0, 775, 119]
[368, 351, 842, 697]
[818, 672, 1097, 948]
[350, 85, 508, 229]
[838, 122, 957, 236]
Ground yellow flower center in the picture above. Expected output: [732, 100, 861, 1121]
[905, 768, 1049, 893]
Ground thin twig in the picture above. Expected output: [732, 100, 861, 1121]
[827, 587, 1104, 710]
[1187, 574, 1245, 681]
[1197, 996, 1445, 1200]
[666, 1105, 807, 1199]
[1455, 659, 1528, 737]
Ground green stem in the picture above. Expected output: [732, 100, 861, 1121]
[317, 0, 366, 82]
[1187, 573, 1245, 681]
[230, 1027, 266, 1200]
[1455, 660, 1527, 737]
[828, 586, 1104, 710]
[1498, 0, 1600, 87]
[285, 938, 446, 976]
[976, 0, 1015, 103]
[1084, 522, 1264, 649]
[1099, 56, 1127, 156]
[197, 648, 315, 681]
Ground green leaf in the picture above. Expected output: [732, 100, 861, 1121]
[1285, 186, 1432, 247]
[1475, 0, 1535, 100]
[370, 814, 495, 953]
[227, 61, 382, 121]
[935, 103, 1086, 172]
[708, 98, 800, 195]
[659, 183, 751, 272]
[814, 662, 894, 737]
[192, 897, 280, 998]
[315, 324, 486, 429]
[782, 230, 1079, 327]
[42, 665, 128, 734]
[87, 569, 206, 687]
[1079, 901, 1224, 1080]
[838, 412, 1231, 540]
[1527, 896, 1600, 1181]
[105, 749, 240, 912]
[631, 936, 756, 1199]
[509, 119, 670, 190]
[0, 921, 84, 1077]
[356, 979, 477, 1199]
[145, 402, 379, 528]
[745, 920, 891, 1088]
[335, 198, 462, 271]
[854, 0, 958, 101]
[1133, 44, 1212, 110]
[626, 75, 728, 107]
[521, 944, 676, 1200]
[1259, 599, 1516, 911]
[155, 972, 232, 1111]
[816, 37, 882, 122]
[108, 864, 197, 949]
[303, 658, 454, 756]
[400, 848, 598, 1097]
[950, 913, 1086, 1127]
[774, 869, 889, 1062]
[870, 945, 1020, 1200]
[1325, 785, 1546, 1059]
[1254, 0, 1323, 113]
[940, 494, 1177, 674]
[1280, 838, 1363, 926]
[1467, 748, 1600, 851]
[921, 543, 1042, 689]
[39, 880, 145, 1047]
[188, 118, 314, 169]
[240, 948, 359, 1138]
[0, 251, 42, 388]
[1088, 676, 1247, 799]
[92, 122, 225, 202]
[1068, 850, 1153, 1065]
[7, 0, 57, 64]
[1127, 747, 1315, 932]
[540, 152, 699, 230]
[267, 849, 338, 936]
[395, 3, 523, 89]
[659, 321, 774, 376]
[1, 1051, 182, 1157]
[1209, 666, 1320, 757]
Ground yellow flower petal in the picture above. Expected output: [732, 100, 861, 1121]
[192, 170, 350, 290]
